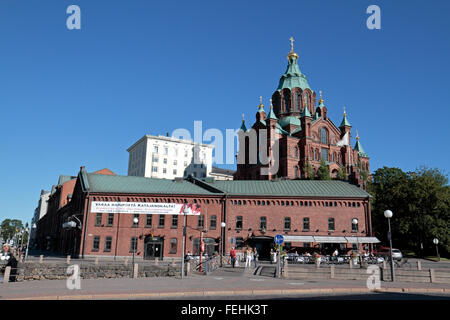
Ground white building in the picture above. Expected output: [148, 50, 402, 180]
[127, 135, 214, 180]
[30, 189, 50, 244]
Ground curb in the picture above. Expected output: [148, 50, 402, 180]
[4, 287, 449, 300]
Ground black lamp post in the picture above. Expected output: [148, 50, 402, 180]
[384, 210, 395, 281]
[132, 217, 139, 277]
[433, 238, 440, 261]
[181, 205, 189, 279]
[352, 218, 362, 267]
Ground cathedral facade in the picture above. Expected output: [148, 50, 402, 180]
[234, 39, 370, 188]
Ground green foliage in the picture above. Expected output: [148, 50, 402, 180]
[302, 161, 314, 180]
[368, 166, 450, 257]
[0, 219, 24, 243]
[316, 159, 331, 180]
[336, 165, 348, 181]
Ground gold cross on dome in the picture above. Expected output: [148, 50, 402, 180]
[289, 37, 295, 51]
[260, 96, 262, 104]
[242, 113, 245, 121]
[343, 106, 347, 116]
[319, 90, 323, 99]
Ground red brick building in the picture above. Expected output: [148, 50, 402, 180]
[39, 166, 377, 261]
[234, 40, 370, 187]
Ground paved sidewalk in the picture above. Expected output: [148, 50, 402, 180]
[1, 268, 449, 300]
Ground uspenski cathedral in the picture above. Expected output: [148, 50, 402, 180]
[234, 38, 370, 188]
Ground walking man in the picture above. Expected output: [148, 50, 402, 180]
[230, 247, 237, 268]
[253, 247, 259, 268]
[245, 247, 252, 268]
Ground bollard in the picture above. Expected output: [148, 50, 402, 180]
[133, 263, 138, 279]
[39, 255, 43, 263]
[171, 258, 175, 266]
[349, 259, 353, 269]
[382, 260, 387, 270]
[154, 257, 159, 265]
[429, 269, 435, 283]
[95, 257, 99, 265]
[67, 255, 71, 264]
[330, 265, 335, 279]
[3, 266, 11, 283]
[124, 258, 128, 266]
[186, 261, 191, 276]
[417, 260, 422, 271]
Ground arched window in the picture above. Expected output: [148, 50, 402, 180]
[320, 128, 328, 144]
[284, 93, 291, 112]
[293, 147, 298, 158]
[314, 149, 317, 160]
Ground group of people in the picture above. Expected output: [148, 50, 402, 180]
[229, 246, 259, 268]
[0, 244, 18, 282]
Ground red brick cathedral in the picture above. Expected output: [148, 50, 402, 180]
[235, 38, 370, 188]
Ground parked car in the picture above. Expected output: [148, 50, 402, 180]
[374, 247, 403, 261]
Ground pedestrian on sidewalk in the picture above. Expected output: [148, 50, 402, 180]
[245, 247, 253, 268]
[253, 247, 259, 268]
[1, 244, 18, 282]
[230, 247, 237, 268]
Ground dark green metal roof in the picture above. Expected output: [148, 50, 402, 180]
[354, 140, 369, 158]
[277, 57, 310, 91]
[203, 180, 371, 198]
[340, 114, 351, 127]
[85, 173, 215, 195]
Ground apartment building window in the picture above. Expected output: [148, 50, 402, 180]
[107, 213, 114, 226]
[173, 169, 177, 175]
[210, 215, 216, 230]
[164, 147, 168, 155]
[146, 214, 152, 227]
[184, 161, 187, 167]
[132, 214, 139, 227]
[171, 215, 178, 228]
[152, 155, 159, 162]
[95, 213, 102, 226]
[328, 218, 335, 231]
[260, 217, 267, 230]
[153, 146, 158, 153]
[198, 215, 204, 229]
[303, 218, 310, 231]
[163, 168, 167, 174]
[163, 158, 167, 164]
[169, 238, 177, 254]
[158, 215, 165, 228]
[130, 237, 137, 253]
[92, 236, 100, 252]
[104, 236, 112, 252]
[152, 166, 158, 172]
[236, 216, 243, 230]
[284, 217, 291, 230]
[173, 160, 177, 166]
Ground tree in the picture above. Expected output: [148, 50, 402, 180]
[316, 159, 331, 180]
[0, 219, 24, 243]
[335, 165, 348, 181]
[367, 166, 449, 257]
[302, 161, 314, 180]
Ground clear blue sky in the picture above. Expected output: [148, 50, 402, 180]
[1, 0, 449, 224]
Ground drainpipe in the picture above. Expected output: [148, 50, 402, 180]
[81, 192, 90, 259]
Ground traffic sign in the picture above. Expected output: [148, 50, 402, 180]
[274, 234, 284, 245]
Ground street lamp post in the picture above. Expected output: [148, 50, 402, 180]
[220, 222, 226, 267]
[352, 218, 361, 267]
[433, 238, 440, 261]
[132, 217, 139, 277]
[25, 224, 36, 261]
[181, 205, 189, 279]
[384, 210, 395, 281]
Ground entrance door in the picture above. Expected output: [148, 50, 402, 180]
[144, 237, 164, 260]
[249, 237, 274, 261]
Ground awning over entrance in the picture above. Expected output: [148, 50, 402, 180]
[283, 236, 314, 242]
[283, 236, 381, 244]
[345, 236, 380, 244]
[313, 236, 347, 243]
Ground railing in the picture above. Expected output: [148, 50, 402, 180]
[195, 255, 221, 275]
[287, 255, 386, 266]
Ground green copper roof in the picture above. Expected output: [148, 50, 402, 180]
[267, 107, 277, 120]
[240, 120, 247, 132]
[85, 173, 215, 195]
[203, 180, 371, 198]
[278, 116, 300, 128]
[354, 140, 368, 157]
[276, 57, 310, 91]
[340, 114, 351, 127]
[276, 123, 290, 135]
[301, 106, 311, 118]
